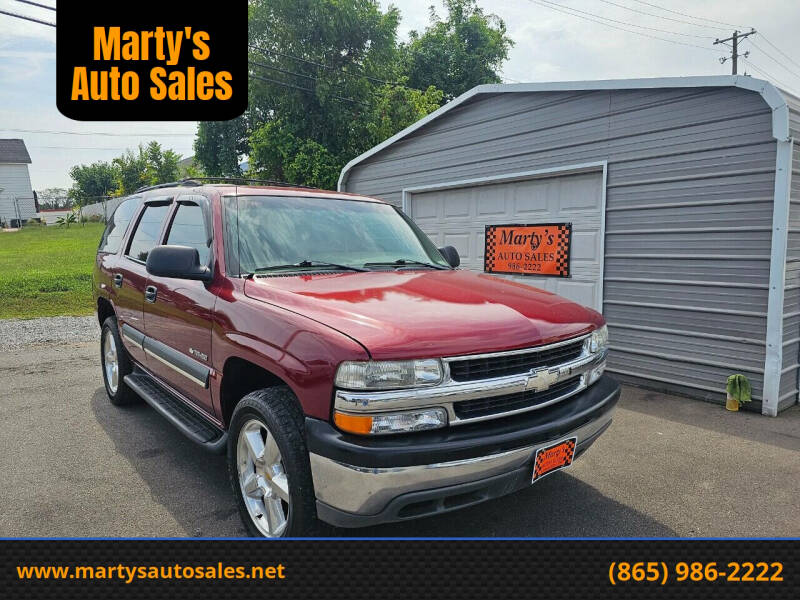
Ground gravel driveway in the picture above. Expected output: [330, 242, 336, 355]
[0, 315, 99, 351]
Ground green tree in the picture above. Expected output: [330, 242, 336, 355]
[112, 142, 181, 195]
[218, 0, 406, 186]
[37, 187, 70, 210]
[194, 117, 249, 177]
[112, 149, 147, 196]
[196, 0, 510, 189]
[402, 0, 513, 100]
[249, 120, 341, 189]
[67, 162, 116, 206]
[69, 143, 183, 201]
[366, 83, 444, 143]
[143, 141, 181, 184]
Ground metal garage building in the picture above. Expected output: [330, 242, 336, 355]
[338, 76, 800, 416]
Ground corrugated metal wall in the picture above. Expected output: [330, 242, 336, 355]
[343, 86, 781, 410]
[781, 91, 800, 410]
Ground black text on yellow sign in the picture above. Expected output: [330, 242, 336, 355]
[57, 2, 247, 121]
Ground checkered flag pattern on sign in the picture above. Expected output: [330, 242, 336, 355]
[484, 226, 497, 272]
[533, 438, 576, 481]
[555, 224, 570, 276]
[535, 439, 575, 472]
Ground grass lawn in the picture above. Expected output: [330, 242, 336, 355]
[0, 223, 105, 319]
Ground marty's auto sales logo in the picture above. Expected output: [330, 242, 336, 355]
[484, 223, 572, 277]
[56, 1, 247, 121]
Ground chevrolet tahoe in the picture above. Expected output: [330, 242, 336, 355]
[93, 180, 619, 537]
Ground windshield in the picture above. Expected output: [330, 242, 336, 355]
[232, 195, 450, 274]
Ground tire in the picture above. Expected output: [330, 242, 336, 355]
[100, 316, 139, 406]
[227, 387, 319, 537]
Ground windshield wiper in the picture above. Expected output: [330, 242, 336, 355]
[251, 260, 368, 274]
[363, 259, 449, 270]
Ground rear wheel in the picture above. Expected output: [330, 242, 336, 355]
[227, 388, 318, 537]
[100, 317, 138, 405]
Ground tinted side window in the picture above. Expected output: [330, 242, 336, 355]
[98, 197, 141, 254]
[126, 204, 170, 262]
[166, 203, 210, 264]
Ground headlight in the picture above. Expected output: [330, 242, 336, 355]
[587, 325, 608, 354]
[335, 359, 443, 390]
[334, 408, 448, 435]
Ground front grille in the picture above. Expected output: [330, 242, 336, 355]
[448, 339, 585, 382]
[454, 376, 582, 420]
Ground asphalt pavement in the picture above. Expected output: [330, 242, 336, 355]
[1, 340, 798, 537]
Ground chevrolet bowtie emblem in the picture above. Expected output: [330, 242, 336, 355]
[525, 367, 560, 392]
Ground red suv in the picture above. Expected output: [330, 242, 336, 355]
[93, 180, 619, 537]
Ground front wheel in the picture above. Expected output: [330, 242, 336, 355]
[227, 387, 319, 537]
[100, 317, 138, 405]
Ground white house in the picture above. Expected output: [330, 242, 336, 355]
[0, 139, 36, 227]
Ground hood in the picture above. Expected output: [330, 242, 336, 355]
[244, 269, 603, 359]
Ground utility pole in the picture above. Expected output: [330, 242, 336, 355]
[714, 29, 756, 75]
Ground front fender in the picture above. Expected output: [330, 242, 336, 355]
[210, 288, 369, 421]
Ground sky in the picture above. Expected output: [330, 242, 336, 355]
[1, 0, 799, 191]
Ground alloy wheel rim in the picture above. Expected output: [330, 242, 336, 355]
[103, 331, 119, 394]
[236, 418, 290, 537]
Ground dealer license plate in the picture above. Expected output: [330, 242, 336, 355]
[532, 437, 577, 483]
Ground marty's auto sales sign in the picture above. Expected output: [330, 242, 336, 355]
[484, 223, 572, 277]
[56, 1, 247, 121]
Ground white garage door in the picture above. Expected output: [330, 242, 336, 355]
[408, 170, 605, 310]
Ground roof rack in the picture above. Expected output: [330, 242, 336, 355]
[135, 177, 317, 194]
[134, 179, 200, 193]
[186, 176, 316, 188]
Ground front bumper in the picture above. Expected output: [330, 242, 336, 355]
[307, 375, 620, 527]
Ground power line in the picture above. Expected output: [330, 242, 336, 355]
[13, 0, 56, 12]
[745, 39, 800, 82]
[32, 146, 181, 151]
[592, 0, 729, 31]
[249, 45, 412, 89]
[525, 0, 724, 53]
[0, 7, 55, 27]
[499, 72, 523, 83]
[758, 34, 800, 71]
[532, 0, 714, 40]
[248, 60, 317, 82]
[741, 58, 799, 95]
[249, 72, 369, 107]
[249, 59, 409, 102]
[0, 128, 194, 137]
[625, 0, 748, 30]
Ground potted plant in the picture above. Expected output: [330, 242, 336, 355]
[726, 374, 751, 412]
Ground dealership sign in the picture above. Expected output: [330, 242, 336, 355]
[484, 223, 572, 277]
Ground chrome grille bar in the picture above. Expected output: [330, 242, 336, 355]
[334, 334, 606, 425]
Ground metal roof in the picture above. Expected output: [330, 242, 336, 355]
[0, 139, 31, 164]
[338, 75, 793, 191]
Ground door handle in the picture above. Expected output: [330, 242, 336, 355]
[144, 285, 158, 303]
[113, 273, 123, 288]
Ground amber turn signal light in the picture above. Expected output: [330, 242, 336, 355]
[333, 411, 374, 435]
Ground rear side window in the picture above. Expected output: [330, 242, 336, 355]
[126, 204, 170, 262]
[98, 197, 140, 254]
[166, 203, 210, 264]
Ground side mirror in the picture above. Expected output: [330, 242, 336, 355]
[146, 245, 212, 281]
[438, 245, 460, 268]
